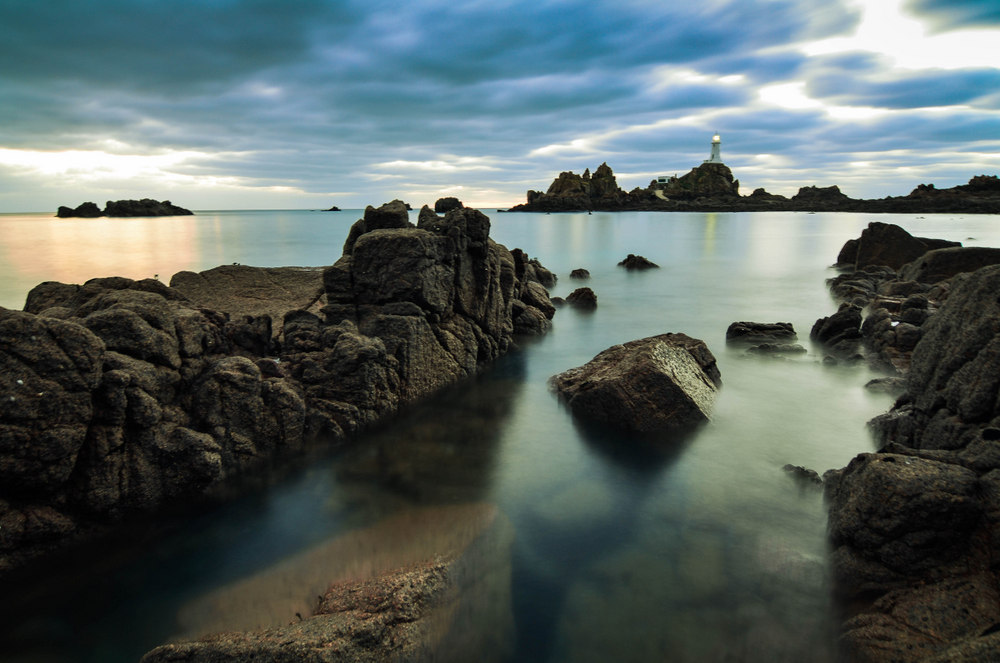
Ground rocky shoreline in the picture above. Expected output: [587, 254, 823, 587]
[804, 222, 1000, 661]
[0, 201, 554, 579]
[506, 162, 1000, 214]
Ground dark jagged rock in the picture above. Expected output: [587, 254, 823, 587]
[433, 197, 463, 213]
[56, 199, 193, 218]
[550, 333, 721, 434]
[569, 268, 590, 279]
[898, 246, 1000, 284]
[782, 464, 822, 486]
[810, 304, 863, 357]
[659, 162, 740, 201]
[725, 321, 796, 345]
[56, 202, 103, 218]
[508, 164, 1000, 213]
[836, 222, 961, 270]
[826, 263, 1000, 661]
[565, 287, 597, 309]
[325, 205, 341, 211]
[618, 254, 659, 270]
[0, 202, 554, 577]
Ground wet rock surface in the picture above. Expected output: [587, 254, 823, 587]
[550, 333, 721, 434]
[822, 226, 1000, 661]
[141, 503, 514, 663]
[0, 202, 553, 577]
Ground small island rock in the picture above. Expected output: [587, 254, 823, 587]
[566, 287, 597, 309]
[618, 254, 659, 270]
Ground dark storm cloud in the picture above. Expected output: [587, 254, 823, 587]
[807, 67, 1000, 110]
[905, 0, 1000, 30]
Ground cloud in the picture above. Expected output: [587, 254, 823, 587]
[905, 0, 1000, 30]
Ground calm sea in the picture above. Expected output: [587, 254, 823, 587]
[2, 209, 999, 662]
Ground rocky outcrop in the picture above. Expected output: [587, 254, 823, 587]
[57, 199, 193, 218]
[55, 202, 103, 218]
[814, 223, 973, 371]
[618, 254, 659, 270]
[658, 162, 740, 201]
[835, 221, 961, 270]
[569, 268, 590, 279]
[518, 163, 653, 212]
[142, 503, 514, 663]
[824, 260, 1000, 660]
[725, 321, 796, 345]
[550, 333, 721, 434]
[565, 287, 597, 309]
[508, 167, 1000, 214]
[0, 202, 554, 577]
[433, 197, 463, 214]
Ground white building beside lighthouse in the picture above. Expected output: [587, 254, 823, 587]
[704, 133, 723, 164]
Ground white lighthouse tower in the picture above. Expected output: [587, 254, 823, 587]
[704, 132, 723, 164]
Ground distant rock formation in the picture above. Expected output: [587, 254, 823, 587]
[325, 205, 341, 211]
[57, 199, 193, 218]
[0, 201, 554, 577]
[434, 197, 464, 213]
[521, 163, 647, 211]
[618, 254, 659, 270]
[658, 162, 740, 201]
[507, 163, 1000, 214]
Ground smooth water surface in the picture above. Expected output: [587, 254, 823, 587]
[3, 209, 999, 662]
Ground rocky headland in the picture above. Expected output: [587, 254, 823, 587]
[57, 199, 194, 217]
[0, 200, 554, 579]
[507, 163, 1000, 214]
[808, 222, 1000, 660]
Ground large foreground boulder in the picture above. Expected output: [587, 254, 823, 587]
[141, 503, 514, 663]
[550, 333, 721, 433]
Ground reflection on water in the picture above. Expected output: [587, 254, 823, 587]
[3, 210, 1000, 662]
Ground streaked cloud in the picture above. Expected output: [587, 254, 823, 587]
[0, 0, 996, 210]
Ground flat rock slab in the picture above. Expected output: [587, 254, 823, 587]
[550, 333, 721, 433]
[170, 265, 325, 333]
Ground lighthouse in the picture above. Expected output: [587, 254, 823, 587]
[704, 133, 723, 164]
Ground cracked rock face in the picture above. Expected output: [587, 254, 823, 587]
[550, 333, 721, 434]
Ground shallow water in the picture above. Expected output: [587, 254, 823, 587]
[2, 209, 999, 662]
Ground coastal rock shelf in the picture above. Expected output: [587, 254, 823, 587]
[0, 201, 555, 577]
[818, 223, 1000, 661]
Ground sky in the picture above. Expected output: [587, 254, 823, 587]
[0, 0, 998, 212]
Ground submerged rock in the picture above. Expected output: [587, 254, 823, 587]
[550, 333, 721, 434]
[142, 503, 514, 663]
